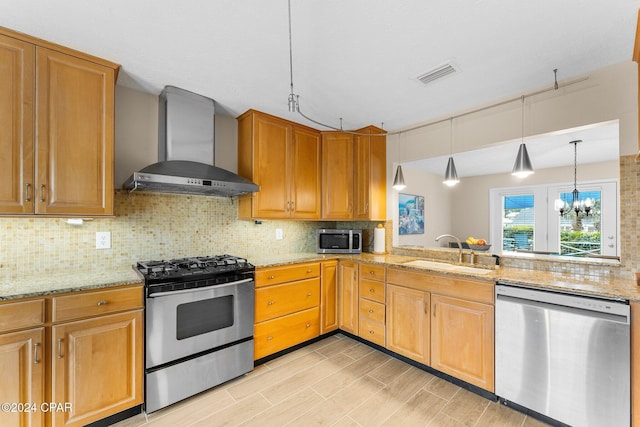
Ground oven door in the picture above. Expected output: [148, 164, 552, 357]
[145, 278, 254, 368]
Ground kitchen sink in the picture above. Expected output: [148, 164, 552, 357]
[401, 259, 493, 275]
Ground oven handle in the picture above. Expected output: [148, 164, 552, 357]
[147, 278, 253, 298]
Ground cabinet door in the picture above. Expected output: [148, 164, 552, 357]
[0, 328, 44, 427]
[431, 294, 494, 391]
[51, 310, 143, 427]
[36, 47, 114, 215]
[386, 284, 430, 365]
[338, 261, 358, 334]
[0, 35, 35, 214]
[353, 133, 371, 219]
[322, 132, 354, 219]
[320, 260, 339, 334]
[252, 113, 291, 218]
[290, 126, 321, 219]
[354, 127, 386, 221]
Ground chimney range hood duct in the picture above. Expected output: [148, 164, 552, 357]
[123, 86, 259, 197]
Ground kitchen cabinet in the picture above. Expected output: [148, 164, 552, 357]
[254, 262, 320, 359]
[0, 299, 45, 427]
[431, 294, 494, 391]
[50, 286, 143, 427]
[353, 126, 387, 221]
[357, 263, 386, 346]
[0, 28, 118, 216]
[386, 284, 430, 365]
[320, 260, 339, 334]
[338, 260, 359, 334]
[386, 268, 495, 391]
[237, 110, 322, 220]
[322, 131, 354, 219]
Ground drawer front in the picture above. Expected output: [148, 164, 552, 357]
[52, 285, 143, 323]
[0, 299, 44, 333]
[359, 298, 385, 324]
[255, 278, 320, 323]
[359, 278, 385, 303]
[358, 317, 385, 347]
[256, 262, 320, 287]
[359, 263, 385, 282]
[254, 307, 320, 360]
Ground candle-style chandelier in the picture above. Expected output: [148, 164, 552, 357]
[554, 140, 592, 217]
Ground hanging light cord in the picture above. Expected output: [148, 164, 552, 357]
[449, 117, 453, 155]
[573, 140, 578, 192]
[288, 0, 294, 98]
[521, 95, 525, 143]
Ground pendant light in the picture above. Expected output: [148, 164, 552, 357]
[512, 95, 534, 178]
[443, 117, 459, 186]
[555, 140, 592, 217]
[393, 133, 406, 191]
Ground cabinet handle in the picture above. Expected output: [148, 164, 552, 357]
[368, 309, 373, 313]
[306, 269, 313, 273]
[40, 184, 46, 202]
[25, 183, 31, 202]
[424, 301, 428, 315]
[33, 343, 40, 365]
[365, 202, 369, 213]
[305, 323, 311, 328]
[57, 338, 64, 359]
[267, 336, 273, 341]
[268, 275, 275, 280]
[97, 300, 108, 306]
[433, 304, 436, 317]
[348, 203, 352, 213]
[370, 271, 375, 276]
[268, 301, 274, 305]
[369, 330, 374, 335]
[291, 201, 295, 212]
[306, 292, 312, 297]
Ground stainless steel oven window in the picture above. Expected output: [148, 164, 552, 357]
[176, 295, 235, 340]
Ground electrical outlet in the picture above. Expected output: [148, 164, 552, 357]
[96, 231, 111, 249]
[275, 228, 283, 240]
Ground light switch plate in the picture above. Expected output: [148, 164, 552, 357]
[96, 231, 111, 249]
[275, 228, 283, 240]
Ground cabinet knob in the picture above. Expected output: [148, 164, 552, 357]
[267, 336, 273, 341]
[368, 309, 373, 313]
[369, 330, 374, 335]
[306, 269, 313, 273]
[305, 323, 311, 328]
[268, 275, 275, 280]
[33, 343, 40, 365]
[369, 288, 375, 293]
[97, 300, 108, 306]
[370, 271, 375, 275]
[268, 301, 274, 305]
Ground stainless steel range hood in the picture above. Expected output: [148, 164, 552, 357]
[123, 86, 258, 197]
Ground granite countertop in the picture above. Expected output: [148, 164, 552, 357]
[252, 252, 640, 302]
[2, 252, 638, 302]
[0, 268, 142, 301]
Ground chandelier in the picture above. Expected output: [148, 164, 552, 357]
[554, 140, 592, 217]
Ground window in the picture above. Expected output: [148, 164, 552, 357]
[490, 180, 618, 257]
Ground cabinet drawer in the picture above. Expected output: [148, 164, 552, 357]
[359, 298, 385, 324]
[254, 307, 320, 360]
[359, 263, 385, 282]
[255, 278, 320, 323]
[359, 278, 385, 303]
[256, 262, 320, 287]
[0, 299, 44, 333]
[52, 286, 143, 323]
[358, 317, 385, 347]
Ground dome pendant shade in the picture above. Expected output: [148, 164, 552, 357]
[443, 156, 460, 186]
[512, 143, 534, 178]
[393, 165, 406, 191]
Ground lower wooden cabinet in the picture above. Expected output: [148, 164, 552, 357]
[0, 327, 45, 427]
[431, 294, 494, 391]
[254, 307, 320, 360]
[320, 260, 339, 334]
[386, 284, 430, 365]
[338, 261, 359, 335]
[51, 310, 143, 427]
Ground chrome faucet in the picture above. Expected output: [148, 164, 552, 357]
[435, 234, 463, 263]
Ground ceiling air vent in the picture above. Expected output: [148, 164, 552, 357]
[416, 61, 458, 85]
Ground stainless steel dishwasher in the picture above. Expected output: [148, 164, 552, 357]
[495, 283, 630, 427]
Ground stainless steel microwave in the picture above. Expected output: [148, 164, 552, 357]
[316, 229, 362, 254]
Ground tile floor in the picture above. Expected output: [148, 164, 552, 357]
[112, 334, 549, 427]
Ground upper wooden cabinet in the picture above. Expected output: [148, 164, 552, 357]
[0, 28, 118, 216]
[321, 127, 387, 221]
[238, 110, 322, 220]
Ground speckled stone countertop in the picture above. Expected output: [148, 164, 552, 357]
[0, 268, 142, 301]
[251, 252, 640, 302]
[2, 252, 638, 302]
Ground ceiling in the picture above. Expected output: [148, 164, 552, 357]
[2, 1, 638, 133]
[404, 121, 620, 177]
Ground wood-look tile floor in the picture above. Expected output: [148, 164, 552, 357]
[112, 334, 549, 427]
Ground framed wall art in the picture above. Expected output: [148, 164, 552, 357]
[399, 193, 424, 235]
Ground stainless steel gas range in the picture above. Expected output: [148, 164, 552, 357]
[136, 255, 255, 413]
